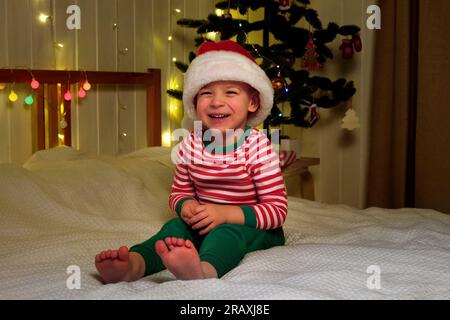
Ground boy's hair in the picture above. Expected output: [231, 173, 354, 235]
[183, 40, 274, 127]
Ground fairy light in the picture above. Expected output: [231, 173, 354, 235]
[174, 8, 181, 13]
[31, 78, 40, 89]
[24, 94, 34, 105]
[162, 131, 171, 147]
[38, 13, 50, 23]
[8, 90, 18, 102]
[64, 89, 72, 101]
[78, 87, 86, 98]
[172, 57, 177, 62]
[0, 83, 6, 90]
[215, 9, 223, 16]
[168, 36, 173, 41]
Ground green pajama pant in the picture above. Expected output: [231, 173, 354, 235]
[129, 218, 285, 278]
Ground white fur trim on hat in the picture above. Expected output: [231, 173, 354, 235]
[183, 50, 274, 127]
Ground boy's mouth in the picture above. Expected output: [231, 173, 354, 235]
[208, 114, 230, 119]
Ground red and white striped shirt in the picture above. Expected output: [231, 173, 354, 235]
[169, 128, 288, 230]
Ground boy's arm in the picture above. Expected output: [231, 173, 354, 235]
[241, 142, 288, 230]
[168, 139, 196, 217]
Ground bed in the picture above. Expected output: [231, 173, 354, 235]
[1, 145, 450, 300]
[1, 68, 449, 300]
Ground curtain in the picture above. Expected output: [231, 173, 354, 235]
[367, 0, 450, 213]
[367, 0, 418, 209]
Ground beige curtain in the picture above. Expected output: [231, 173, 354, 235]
[367, 0, 450, 213]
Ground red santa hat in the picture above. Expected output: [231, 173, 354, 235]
[182, 40, 274, 127]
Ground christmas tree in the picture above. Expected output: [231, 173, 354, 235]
[168, 0, 361, 130]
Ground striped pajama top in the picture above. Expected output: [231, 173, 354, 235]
[168, 127, 288, 230]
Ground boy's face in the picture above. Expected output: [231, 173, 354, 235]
[195, 81, 259, 133]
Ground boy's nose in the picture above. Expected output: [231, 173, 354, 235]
[210, 95, 225, 108]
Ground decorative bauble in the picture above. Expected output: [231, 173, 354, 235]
[271, 76, 285, 94]
[302, 34, 322, 71]
[222, 9, 232, 20]
[339, 39, 354, 59]
[60, 119, 68, 129]
[278, 0, 292, 11]
[352, 34, 362, 52]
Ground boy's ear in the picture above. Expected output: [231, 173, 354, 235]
[248, 92, 260, 113]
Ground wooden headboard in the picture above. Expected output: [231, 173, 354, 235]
[0, 68, 161, 150]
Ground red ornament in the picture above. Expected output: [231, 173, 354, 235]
[309, 104, 320, 126]
[278, 0, 292, 11]
[339, 39, 354, 59]
[271, 76, 285, 94]
[352, 34, 362, 52]
[302, 34, 322, 71]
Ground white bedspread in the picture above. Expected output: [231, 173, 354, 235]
[1, 147, 449, 300]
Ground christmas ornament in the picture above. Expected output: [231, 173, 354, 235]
[278, 0, 292, 11]
[309, 104, 320, 126]
[352, 34, 362, 52]
[302, 34, 322, 71]
[341, 108, 360, 131]
[339, 39, 354, 59]
[60, 119, 68, 129]
[271, 75, 286, 94]
[222, 9, 232, 20]
[285, 52, 296, 67]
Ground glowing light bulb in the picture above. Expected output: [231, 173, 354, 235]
[0, 83, 6, 90]
[215, 9, 223, 16]
[25, 95, 34, 105]
[9, 90, 18, 102]
[31, 78, 40, 89]
[78, 88, 86, 98]
[64, 90, 72, 101]
[162, 131, 171, 147]
[82, 80, 91, 91]
[168, 36, 172, 41]
[172, 57, 177, 62]
[39, 13, 50, 23]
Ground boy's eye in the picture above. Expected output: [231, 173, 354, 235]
[226, 90, 238, 95]
[199, 91, 211, 96]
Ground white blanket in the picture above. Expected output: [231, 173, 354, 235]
[1, 147, 449, 300]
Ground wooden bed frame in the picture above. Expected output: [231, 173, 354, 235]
[0, 68, 161, 149]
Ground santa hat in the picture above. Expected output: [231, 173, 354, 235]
[183, 40, 274, 127]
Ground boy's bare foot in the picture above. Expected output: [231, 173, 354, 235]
[95, 246, 132, 283]
[155, 237, 205, 280]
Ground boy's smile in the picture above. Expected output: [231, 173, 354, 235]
[195, 81, 259, 135]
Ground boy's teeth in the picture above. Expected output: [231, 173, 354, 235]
[209, 114, 228, 118]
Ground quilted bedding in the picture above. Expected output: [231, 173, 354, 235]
[1, 147, 449, 300]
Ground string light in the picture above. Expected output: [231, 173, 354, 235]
[38, 13, 50, 23]
[8, 90, 18, 102]
[78, 87, 86, 98]
[31, 78, 40, 89]
[24, 94, 34, 105]
[64, 89, 72, 101]
[162, 131, 171, 147]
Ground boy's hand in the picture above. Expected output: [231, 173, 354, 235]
[188, 204, 227, 235]
[180, 200, 200, 224]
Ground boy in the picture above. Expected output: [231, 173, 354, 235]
[95, 40, 288, 283]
